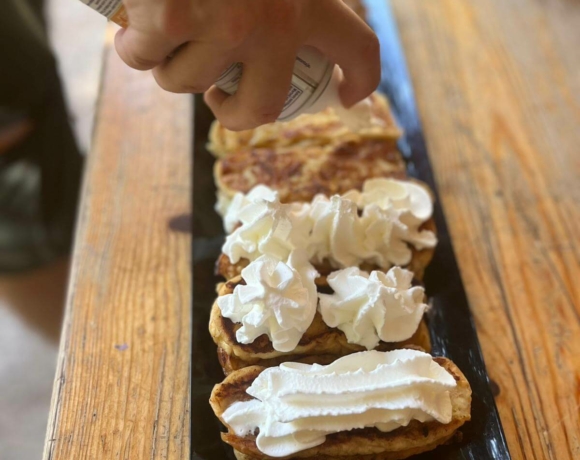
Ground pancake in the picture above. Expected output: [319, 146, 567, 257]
[207, 92, 400, 158]
[214, 138, 407, 205]
[209, 276, 431, 375]
[210, 358, 472, 460]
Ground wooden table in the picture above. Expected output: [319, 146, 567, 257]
[44, 1, 580, 459]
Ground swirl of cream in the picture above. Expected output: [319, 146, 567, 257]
[222, 195, 312, 264]
[319, 266, 426, 349]
[217, 250, 319, 352]
[346, 178, 433, 222]
[216, 185, 279, 233]
[221, 349, 456, 458]
[345, 179, 437, 267]
[306, 195, 373, 268]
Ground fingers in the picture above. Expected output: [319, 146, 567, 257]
[152, 42, 231, 93]
[115, 27, 179, 71]
[204, 47, 296, 131]
[306, 1, 380, 107]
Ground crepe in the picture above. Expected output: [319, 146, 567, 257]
[210, 358, 472, 460]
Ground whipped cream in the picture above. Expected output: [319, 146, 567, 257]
[222, 194, 312, 264]
[345, 178, 437, 266]
[217, 250, 318, 352]
[221, 349, 456, 457]
[319, 267, 426, 349]
[216, 185, 278, 233]
[219, 178, 436, 269]
[306, 195, 372, 268]
[344, 178, 433, 222]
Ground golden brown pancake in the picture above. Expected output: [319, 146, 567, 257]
[207, 93, 400, 158]
[209, 276, 431, 375]
[214, 138, 407, 205]
[210, 358, 472, 460]
[215, 218, 437, 284]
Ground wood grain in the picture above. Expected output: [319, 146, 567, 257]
[43, 30, 191, 460]
[392, 0, 580, 459]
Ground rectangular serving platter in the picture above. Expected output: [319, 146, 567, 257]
[192, 1, 511, 458]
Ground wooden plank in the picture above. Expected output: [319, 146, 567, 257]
[392, 0, 580, 459]
[43, 29, 191, 460]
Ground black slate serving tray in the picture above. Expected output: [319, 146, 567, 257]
[192, 1, 511, 458]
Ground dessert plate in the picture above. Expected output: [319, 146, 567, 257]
[191, 0, 511, 458]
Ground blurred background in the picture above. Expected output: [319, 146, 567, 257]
[0, 0, 105, 457]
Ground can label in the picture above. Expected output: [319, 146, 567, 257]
[215, 46, 334, 121]
[283, 85, 304, 111]
[215, 63, 244, 94]
[79, 0, 128, 27]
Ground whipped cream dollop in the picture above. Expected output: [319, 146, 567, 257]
[306, 195, 372, 268]
[222, 194, 311, 264]
[217, 250, 318, 352]
[221, 349, 456, 458]
[216, 185, 278, 233]
[319, 267, 426, 349]
[219, 178, 436, 269]
[345, 178, 437, 267]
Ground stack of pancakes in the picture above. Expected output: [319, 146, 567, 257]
[206, 89, 471, 459]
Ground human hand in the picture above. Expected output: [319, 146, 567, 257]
[115, 0, 380, 130]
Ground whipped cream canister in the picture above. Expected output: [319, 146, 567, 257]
[78, 0, 335, 121]
[78, 0, 129, 27]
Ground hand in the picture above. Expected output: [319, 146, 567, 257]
[115, 0, 380, 131]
